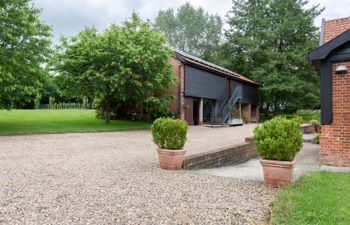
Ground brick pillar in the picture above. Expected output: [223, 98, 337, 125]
[320, 62, 350, 166]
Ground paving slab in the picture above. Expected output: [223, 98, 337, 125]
[196, 143, 350, 181]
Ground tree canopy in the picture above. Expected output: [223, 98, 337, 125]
[155, 2, 223, 61]
[224, 0, 323, 114]
[0, 0, 52, 109]
[54, 13, 175, 123]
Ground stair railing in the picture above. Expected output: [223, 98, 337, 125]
[220, 86, 242, 124]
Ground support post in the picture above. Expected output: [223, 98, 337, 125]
[199, 98, 203, 125]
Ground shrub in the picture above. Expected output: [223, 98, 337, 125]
[151, 117, 188, 150]
[291, 116, 303, 125]
[310, 119, 319, 124]
[144, 97, 171, 121]
[295, 109, 320, 122]
[254, 117, 303, 161]
[314, 133, 320, 144]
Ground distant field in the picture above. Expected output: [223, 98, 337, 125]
[0, 110, 150, 135]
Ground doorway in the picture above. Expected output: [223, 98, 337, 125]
[193, 99, 199, 125]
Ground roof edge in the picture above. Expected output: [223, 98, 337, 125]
[174, 50, 259, 86]
[309, 28, 350, 61]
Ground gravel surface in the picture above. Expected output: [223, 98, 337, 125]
[0, 126, 275, 225]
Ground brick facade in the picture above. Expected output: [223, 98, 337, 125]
[324, 16, 350, 43]
[320, 62, 350, 166]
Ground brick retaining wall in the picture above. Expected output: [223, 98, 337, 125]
[182, 137, 258, 169]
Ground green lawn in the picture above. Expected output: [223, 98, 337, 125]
[271, 171, 350, 225]
[0, 109, 150, 135]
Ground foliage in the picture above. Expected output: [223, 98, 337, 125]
[53, 13, 175, 123]
[295, 109, 320, 122]
[144, 96, 171, 121]
[313, 133, 320, 144]
[34, 95, 41, 109]
[155, 2, 223, 61]
[224, 0, 323, 114]
[0, 0, 52, 109]
[272, 171, 350, 225]
[126, 110, 143, 121]
[49, 97, 55, 108]
[0, 109, 150, 135]
[310, 119, 319, 124]
[290, 116, 303, 125]
[152, 118, 188, 150]
[254, 117, 303, 161]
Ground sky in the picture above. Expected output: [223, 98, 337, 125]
[33, 0, 350, 42]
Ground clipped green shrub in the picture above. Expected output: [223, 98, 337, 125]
[254, 117, 303, 161]
[152, 117, 188, 150]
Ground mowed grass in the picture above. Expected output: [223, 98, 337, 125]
[271, 171, 350, 225]
[0, 109, 150, 135]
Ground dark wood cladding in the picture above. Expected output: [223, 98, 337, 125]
[184, 65, 259, 105]
[184, 65, 226, 100]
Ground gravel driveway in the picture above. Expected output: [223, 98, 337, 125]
[0, 125, 275, 225]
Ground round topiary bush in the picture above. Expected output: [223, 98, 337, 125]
[152, 117, 188, 150]
[253, 117, 303, 161]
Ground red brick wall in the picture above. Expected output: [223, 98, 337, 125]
[324, 16, 350, 43]
[320, 62, 350, 166]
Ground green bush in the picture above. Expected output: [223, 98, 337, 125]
[291, 116, 303, 125]
[254, 117, 303, 161]
[314, 133, 320, 144]
[144, 97, 172, 121]
[151, 117, 188, 150]
[310, 119, 319, 124]
[295, 109, 320, 122]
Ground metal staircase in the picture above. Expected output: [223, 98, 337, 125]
[212, 86, 242, 125]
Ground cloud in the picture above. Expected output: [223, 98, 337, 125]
[33, 0, 350, 42]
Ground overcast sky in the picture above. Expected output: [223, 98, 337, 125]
[33, 0, 350, 42]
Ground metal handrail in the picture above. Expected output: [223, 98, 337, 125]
[221, 86, 242, 124]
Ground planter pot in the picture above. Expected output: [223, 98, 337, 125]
[260, 159, 295, 188]
[157, 148, 187, 170]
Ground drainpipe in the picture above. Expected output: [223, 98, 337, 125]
[177, 63, 184, 119]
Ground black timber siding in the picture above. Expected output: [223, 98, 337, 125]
[233, 81, 259, 105]
[319, 42, 350, 124]
[319, 60, 333, 124]
[184, 65, 259, 105]
[184, 65, 226, 100]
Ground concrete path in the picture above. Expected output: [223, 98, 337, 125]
[196, 143, 350, 181]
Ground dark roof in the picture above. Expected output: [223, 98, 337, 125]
[309, 28, 350, 61]
[174, 50, 259, 86]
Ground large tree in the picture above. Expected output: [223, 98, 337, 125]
[54, 13, 175, 123]
[224, 0, 323, 114]
[155, 2, 223, 61]
[0, 0, 52, 108]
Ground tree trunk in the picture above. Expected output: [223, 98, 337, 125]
[104, 97, 111, 124]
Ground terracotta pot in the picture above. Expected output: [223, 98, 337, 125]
[157, 148, 187, 170]
[260, 159, 295, 188]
